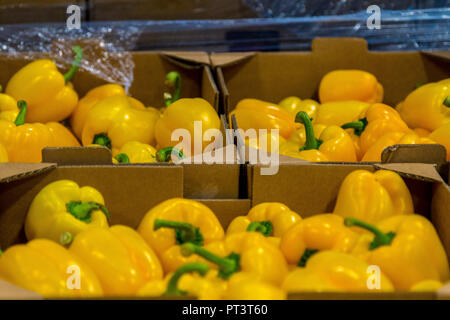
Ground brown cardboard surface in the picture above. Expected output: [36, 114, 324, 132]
[42, 147, 113, 165]
[0, 280, 42, 300]
[381, 144, 447, 166]
[0, 165, 183, 249]
[0, 163, 56, 183]
[197, 199, 252, 228]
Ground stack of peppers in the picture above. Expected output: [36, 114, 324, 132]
[0, 48, 221, 164]
[1, 168, 448, 298]
[232, 70, 450, 162]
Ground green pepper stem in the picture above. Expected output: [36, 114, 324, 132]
[60, 232, 74, 246]
[341, 118, 368, 136]
[14, 100, 27, 126]
[164, 71, 181, 107]
[66, 201, 110, 223]
[298, 248, 319, 267]
[114, 153, 130, 164]
[180, 243, 240, 279]
[92, 133, 112, 149]
[156, 147, 185, 162]
[154, 219, 204, 246]
[344, 217, 395, 250]
[444, 96, 450, 108]
[246, 221, 273, 237]
[295, 111, 322, 151]
[63, 46, 83, 83]
[163, 263, 209, 297]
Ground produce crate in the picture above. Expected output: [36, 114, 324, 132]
[212, 37, 450, 167]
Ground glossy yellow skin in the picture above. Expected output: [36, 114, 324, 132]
[0, 239, 103, 298]
[0, 92, 18, 122]
[398, 79, 450, 131]
[137, 198, 225, 274]
[355, 103, 411, 155]
[70, 84, 126, 139]
[315, 101, 370, 126]
[5, 60, 79, 123]
[113, 141, 157, 163]
[280, 214, 359, 265]
[413, 128, 431, 137]
[227, 202, 301, 239]
[230, 99, 297, 140]
[410, 280, 444, 292]
[278, 96, 319, 119]
[429, 123, 450, 160]
[245, 131, 286, 153]
[349, 215, 450, 290]
[282, 251, 394, 292]
[210, 232, 289, 286]
[333, 170, 414, 224]
[155, 98, 220, 156]
[82, 95, 160, 152]
[0, 143, 8, 162]
[362, 131, 436, 162]
[69, 225, 163, 296]
[25, 180, 109, 242]
[0, 118, 80, 163]
[319, 70, 384, 104]
[223, 272, 286, 300]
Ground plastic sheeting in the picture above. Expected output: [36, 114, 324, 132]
[0, 8, 448, 87]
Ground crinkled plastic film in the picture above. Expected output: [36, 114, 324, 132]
[0, 23, 141, 91]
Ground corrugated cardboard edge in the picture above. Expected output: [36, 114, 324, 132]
[210, 52, 255, 68]
[160, 51, 210, 67]
[0, 163, 56, 183]
[0, 280, 42, 300]
[381, 144, 447, 166]
[374, 163, 445, 183]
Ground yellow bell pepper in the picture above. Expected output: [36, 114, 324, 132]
[112, 141, 157, 164]
[361, 132, 436, 162]
[282, 251, 394, 292]
[5, 46, 82, 123]
[136, 263, 226, 299]
[0, 86, 18, 122]
[397, 79, 450, 131]
[314, 101, 371, 126]
[69, 225, 163, 296]
[81, 95, 160, 153]
[226, 202, 301, 240]
[319, 70, 384, 104]
[0, 143, 7, 163]
[429, 123, 450, 160]
[223, 272, 286, 300]
[288, 123, 327, 147]
[278, 96, 319, 120]
[0, 100, 80, 162]
[285, 111, 357, 162]
[280, 214, 359, 266]
[341, 103, 411, 155]
[230, 98, 297, 140]
[180, 231, 289, 286]
[137, 198, 225, 274]
[410, 280, 444, 292]
[333, 170, 414, 224]
[245, 130, 286, 153]
[25, 180, 110, 243]
[0, 239, 103, 298]
[70, 84, 126, 139]
[345, 215, 450, 290]
[413, 128, 431, 137]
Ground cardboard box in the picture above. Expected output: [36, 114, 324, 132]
[212, 37, 450, 168]
[247, 161, 450, 299]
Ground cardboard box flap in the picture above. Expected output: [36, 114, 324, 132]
[210, 52, 255, 68]
[161, 52, 210, 68]
[180, 145, 239, 165]
[0, 280, 42, 300]
[437, 283, 450, 300]
[0, 163, 56, 183]
[42, 147, 113, 165]
[311, 37, 369, 54]
[374, 163, 445, 183]
[422, 51, 450, 62]
[381, 144, 447, 165]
